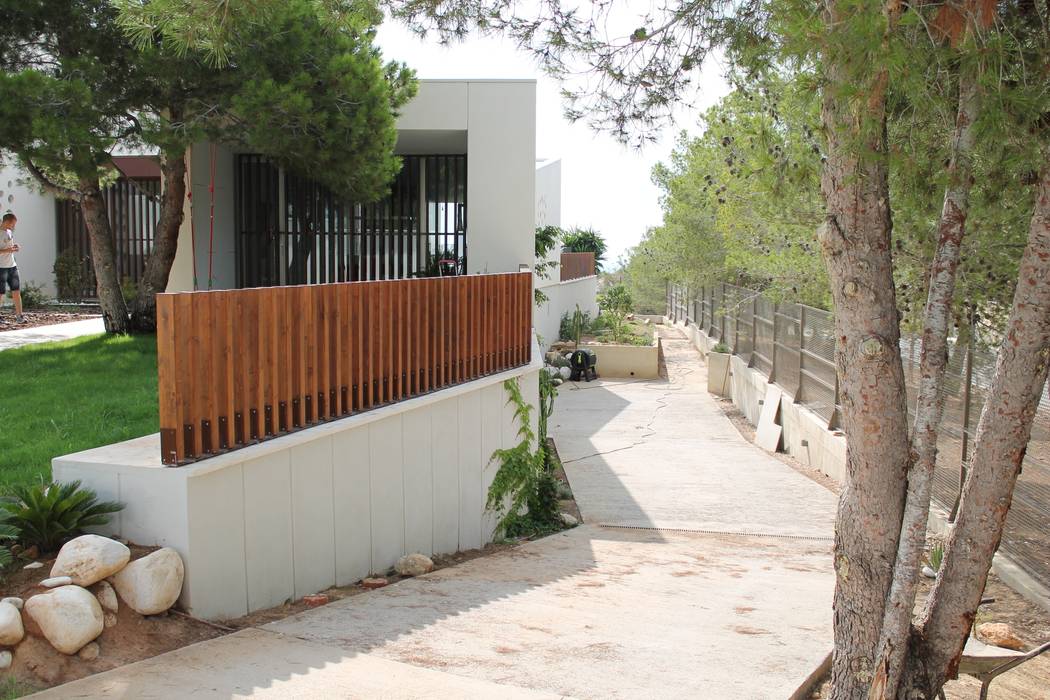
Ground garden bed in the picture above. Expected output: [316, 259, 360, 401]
[0, 308, 100, 332]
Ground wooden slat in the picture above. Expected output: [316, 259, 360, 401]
[156, 273, 535, 464]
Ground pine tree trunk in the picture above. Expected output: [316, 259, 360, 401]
[129, 149, 187, 332]
[900, 160, 1050, 697]
[868, 76, 980, 700]
[79, 177, 130, 334]
[819, 7, 911, 699]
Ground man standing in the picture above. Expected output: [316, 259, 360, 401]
[0, 211, 23, 324]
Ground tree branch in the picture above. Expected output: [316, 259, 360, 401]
[18, 155, 82, 201]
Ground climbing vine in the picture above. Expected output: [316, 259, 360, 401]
[486, 377, 560, 537]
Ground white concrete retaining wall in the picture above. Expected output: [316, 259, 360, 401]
[673, 319, 847, 482]
[534, 275, 599, 347]
[54, 345, 542, 621]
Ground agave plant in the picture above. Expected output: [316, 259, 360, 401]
[0, 481, 123, 553]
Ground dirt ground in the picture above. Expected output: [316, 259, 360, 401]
[0, 308, 100, 331]
[717, 399, 1050, 699]
[1, 545, 223, 695]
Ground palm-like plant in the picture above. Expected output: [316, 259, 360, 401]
[0, 481, 123, 553]
[0, 521, 18, 569]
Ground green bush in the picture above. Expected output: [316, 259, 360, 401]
[16, 282, 50, 309]
[711, 342, 731, 353]
[0, 521, 17, 570]
[561, 227, 607, 273]
[53, 249, 86, 302]
[0, 480, 124, 553]
[120, 277, 138, 305]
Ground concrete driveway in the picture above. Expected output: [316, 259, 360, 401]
[33, 328, 837, 699]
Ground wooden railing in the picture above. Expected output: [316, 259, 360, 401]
[560, 252, 596, 281]
[156, 272, 533, 464]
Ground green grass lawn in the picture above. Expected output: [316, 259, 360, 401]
[0, 334, 158, 492]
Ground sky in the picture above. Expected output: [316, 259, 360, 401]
[375, 21, 731, 267]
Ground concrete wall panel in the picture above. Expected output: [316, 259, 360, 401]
[369, 415, 406, 573]
[333, 429, 372, 586]
[185, 465, 248, 619]
[243, 452, 294, 611]
[402, 408, 434, 556]
[457, 391, 483, 550]
[290, 439, 337, 598]
[431, 399, 460, 554]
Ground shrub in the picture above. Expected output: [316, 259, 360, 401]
[711, 342, 731, 353]
[53, 248, 86, 302]
[598, 284, 635, 342]
[120, 277, 138, 305]
[16, 281, 50, 309]
[0, 480, 123, 553]
[561, 227, 607, 273]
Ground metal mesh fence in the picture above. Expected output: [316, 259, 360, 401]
[668, 282, 1050, 587]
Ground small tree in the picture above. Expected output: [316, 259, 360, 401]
[597, 284, 633, 343]
[534, 225, 561, 305]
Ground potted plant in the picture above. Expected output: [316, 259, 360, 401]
[707, 342, 732, 397]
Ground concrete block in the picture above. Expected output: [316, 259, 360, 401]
[242, 452, 294, 611]
[333, 429, 371, 586]
[370, 415, 405, 573]
[708, 352, 731, 396]
[185, 464, 248, 620]
[431, 399, 460, 555]
[117, 468, 189, 550]
[402, 408, 434, 556]
[290, 439, 336, 598]
[457, 391, 483, 550]
[53, 464, 122, 536]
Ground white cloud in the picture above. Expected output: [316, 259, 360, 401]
[376, 20, 730, 266]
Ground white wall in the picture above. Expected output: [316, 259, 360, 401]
[54, 349, 542, 621]
[0, 163, 58, 296]
[535, 275, 599, 347]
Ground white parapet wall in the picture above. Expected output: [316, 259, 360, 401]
[534, 275, 599, 347]
[54, 342, 542, 621]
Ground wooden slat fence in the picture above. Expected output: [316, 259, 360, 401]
[560, 252, 595, 281]
[157, 272, 533, 464]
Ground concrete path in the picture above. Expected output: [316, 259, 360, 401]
[0, 317, 104, 351]
[32, 328, 838, 699]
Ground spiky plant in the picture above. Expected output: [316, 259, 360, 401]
[0, 481, 123, 553]
[0, 521, 18, 570]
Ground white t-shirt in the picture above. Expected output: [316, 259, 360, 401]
[0, 228, 15, 269]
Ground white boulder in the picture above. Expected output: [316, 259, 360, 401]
[91, 581, 119, 614]
[24, 586, 104, 655]
[51, 535, 130, 587]
[395, 553, 435, 577]
[559, 512, 579, 527]
[0, 651, 10, 670]
[1, 596, 23, 610]
[110, 548, 184, 615]
[41, 576, 73, 588]
[0, 601, 24, 645]
[558, 366, 572, 379]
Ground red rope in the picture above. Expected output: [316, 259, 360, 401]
[207, 143, 217, 289]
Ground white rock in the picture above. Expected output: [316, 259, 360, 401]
[921, 565, 937, 579]
[91, 581, 119, 614]
[110, 548, 184, 615]
[23, 562, 43, 570]
[51, 535, 130, 587]
[558, 366, 572, 379]
[559, 512, 579, 527]
[24, 586, 104, 655]
[394, 553, 434, 577]
[1, 596, 23, 610]
[41, 576, 73, 588]
[104, 612, 117, 628]
[0, 601, 24, 645]
[0, 650, 10, 670]
[77, 641, 100, 661]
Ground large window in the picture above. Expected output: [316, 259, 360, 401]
[235, 154, 467, 287]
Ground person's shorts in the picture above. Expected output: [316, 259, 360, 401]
[0, 267, 20, 294]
